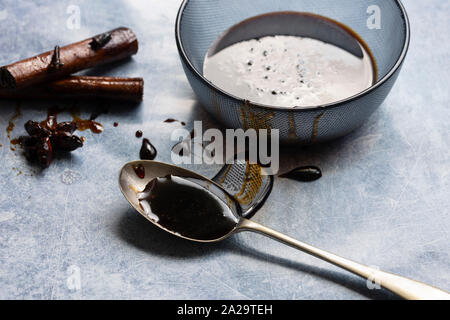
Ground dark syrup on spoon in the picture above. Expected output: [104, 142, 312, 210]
[137, 175, 240, 241]
[132, 164, 145, 179]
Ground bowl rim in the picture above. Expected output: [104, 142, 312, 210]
[175, 0, 411, 112]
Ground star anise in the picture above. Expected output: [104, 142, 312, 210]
[19, 118, 83, 168]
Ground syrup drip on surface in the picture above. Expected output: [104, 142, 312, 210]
[6, 102, 22, 150]
[164, 118, 186, 126]
[140, 138, 157, 160]
[39, 107, 104, 134]
[70, 113, 103, 134]
[280, 166, 322, 182]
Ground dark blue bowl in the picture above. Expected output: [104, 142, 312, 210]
[176, 0, 410, 144]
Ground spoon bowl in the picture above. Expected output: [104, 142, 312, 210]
[119, 160, 242, 242]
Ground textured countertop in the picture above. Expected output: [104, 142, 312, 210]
[0, 0, 448, 300]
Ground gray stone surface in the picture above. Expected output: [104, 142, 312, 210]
[0, 0, 448, 300]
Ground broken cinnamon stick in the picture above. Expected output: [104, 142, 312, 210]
[0, 27, 138, 89]
[0, 76, 144, 101]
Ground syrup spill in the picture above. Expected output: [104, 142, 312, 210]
[139, 138, 157, 160]
[164, 118, 186, 126]
[39, 107, 104, 134]
[70, 112, 103, 134]
[311, 111, 326, 143]
[280, 166, 322, 182]
[6, 102, 21, 150]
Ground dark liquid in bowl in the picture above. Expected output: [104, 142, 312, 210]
[137, 175, 240, 241]
[203, 12, 377, 108]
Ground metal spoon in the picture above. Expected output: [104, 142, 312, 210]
[119, 160, 450, 300]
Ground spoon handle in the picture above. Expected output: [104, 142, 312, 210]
[238, 219, 450, 300]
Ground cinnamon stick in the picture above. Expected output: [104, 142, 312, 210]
[0, 27, 138, 89]
[0, 76, 144, 101]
